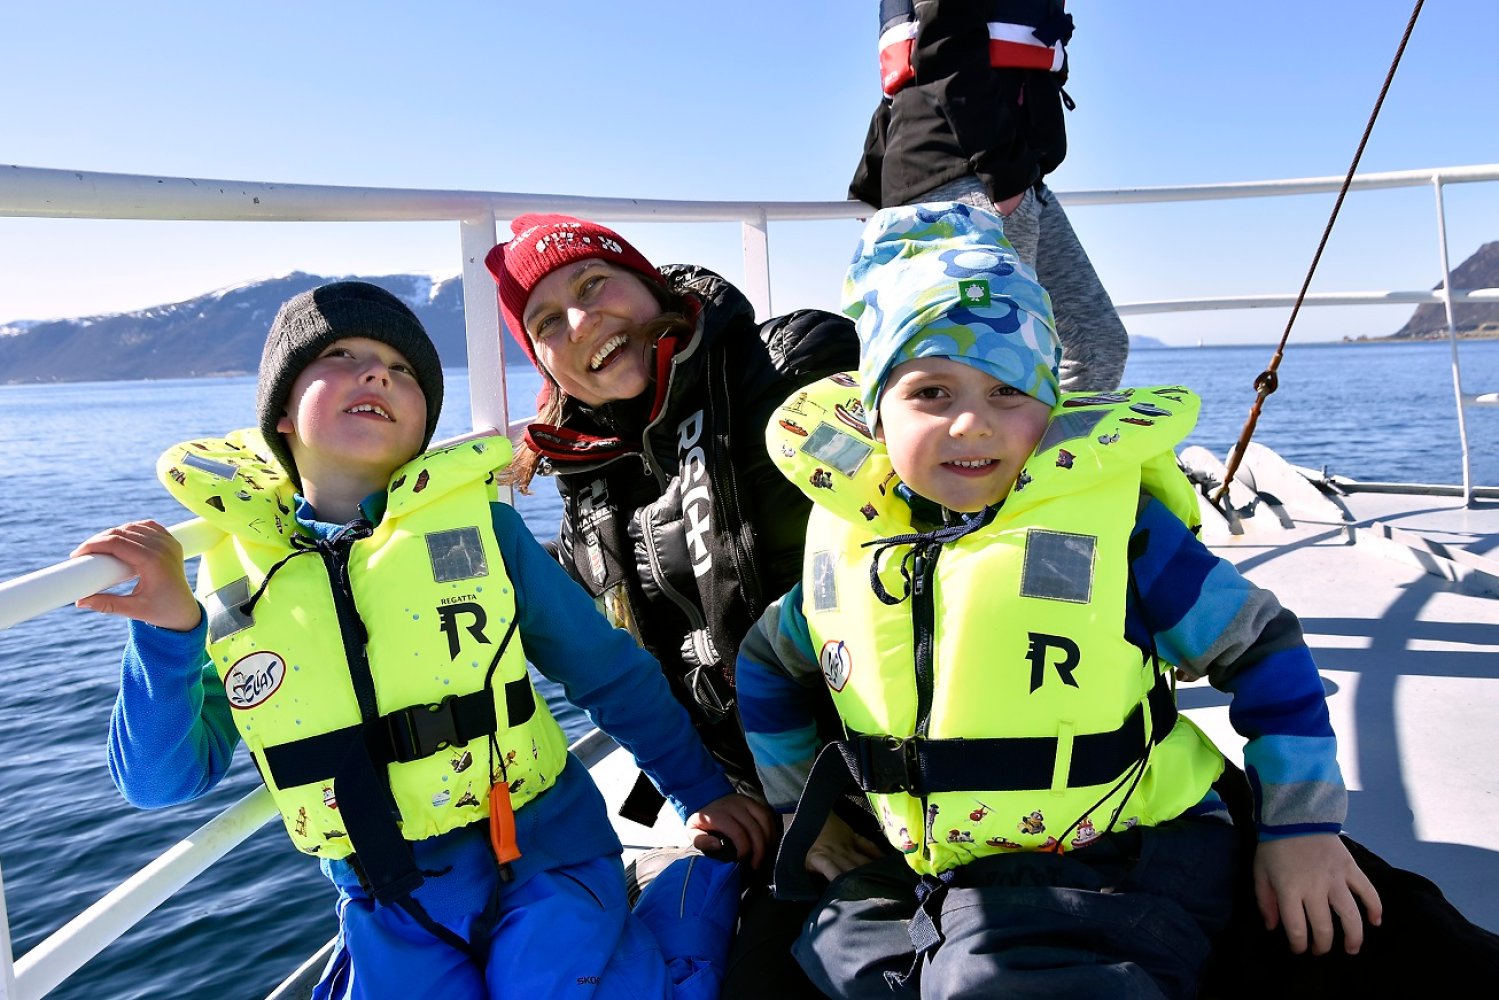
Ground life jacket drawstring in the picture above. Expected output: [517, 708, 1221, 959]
[239, 518, 374, 616]
[861, 507, 996, 605]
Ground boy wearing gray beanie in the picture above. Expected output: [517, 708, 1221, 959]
[75, 280, 772, 999]
[736, 203, 1378, 998]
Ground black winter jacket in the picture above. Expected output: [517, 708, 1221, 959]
[850, 0, 1074, 208]
[533, 265, 858, 790]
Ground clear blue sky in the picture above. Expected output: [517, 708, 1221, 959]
[4, 1, 1497, 346]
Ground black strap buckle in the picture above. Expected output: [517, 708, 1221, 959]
[855, 735, 923, 796]
[387, 694, 466, 762]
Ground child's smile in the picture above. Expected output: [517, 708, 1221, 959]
[276, 336, 429, 494]
[876, 357, 1051, 513]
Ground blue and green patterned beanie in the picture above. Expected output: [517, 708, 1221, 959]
[843, 202, 1061, 432]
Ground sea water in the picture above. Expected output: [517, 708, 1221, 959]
[0, 340, 1495, 998]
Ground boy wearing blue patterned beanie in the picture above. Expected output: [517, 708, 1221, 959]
[736, 202, 1379, 997]
[844, 201, 1060, 514]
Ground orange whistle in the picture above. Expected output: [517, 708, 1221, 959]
[489, 779, 521, 873]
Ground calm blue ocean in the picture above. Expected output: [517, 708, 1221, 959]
[0, 340, 1495, 998]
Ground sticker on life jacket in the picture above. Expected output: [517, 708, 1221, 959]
[224, 650, 286, 709]
[1020, 529, 1096, 604]
[425, 526, 489, 583]
[820, 639, 852, 692]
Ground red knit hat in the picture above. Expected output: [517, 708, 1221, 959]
[484, 213, 663, 372]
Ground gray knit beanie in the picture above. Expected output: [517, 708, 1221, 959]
[256, 280, 444, 482]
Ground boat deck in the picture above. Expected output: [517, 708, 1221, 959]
[1184, 449, 1499, 933]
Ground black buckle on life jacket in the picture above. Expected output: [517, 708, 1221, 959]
[387, 694, 468, 762]
[856, 735, 925, 796]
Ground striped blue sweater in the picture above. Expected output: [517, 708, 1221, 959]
[737, 495, 1345, 841]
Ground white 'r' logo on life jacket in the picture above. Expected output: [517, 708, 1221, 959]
[678, 410, 713, 578]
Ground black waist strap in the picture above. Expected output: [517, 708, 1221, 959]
[772, 671, 1177, 900]
[261, 677, 533, 790]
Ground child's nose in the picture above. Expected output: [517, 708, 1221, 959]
[951, 406, 991, 436]
[361, 362, 392, 385]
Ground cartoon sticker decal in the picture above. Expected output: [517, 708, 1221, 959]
[809, 468, 834, 491]
[1018, 810, 1046, 835]
[224, 650, 286, 709]
[820, 639, 852, 692]
[1055, 449, 1075, 470]
[833, 401, 869, 436]
[1061, 392, 1131, 408]
[1120, 417, 1155, 427]
[779, 419, 809, 437]
[1129, 402, 1171, 417]
[1070, 816, 1101, 847]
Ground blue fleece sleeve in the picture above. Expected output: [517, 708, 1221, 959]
[490, 501, 732, 820]
[108, 610, 242, 809]
[737, 584, 827, 813]
[1127, 497, 1345, 839]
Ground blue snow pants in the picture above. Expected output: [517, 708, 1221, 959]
[310, 828, 740, 1000]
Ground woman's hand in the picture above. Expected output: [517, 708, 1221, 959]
[72, 520, 201, 632]
[686, 793, 777, 869]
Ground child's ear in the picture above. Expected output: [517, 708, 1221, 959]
[275, 414, 294, 434]
[873, 420, 884, 443]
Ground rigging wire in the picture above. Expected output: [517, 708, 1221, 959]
[1213, 0, 1425, 505]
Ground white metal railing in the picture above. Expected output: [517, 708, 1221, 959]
[1, 161, 1497, 997]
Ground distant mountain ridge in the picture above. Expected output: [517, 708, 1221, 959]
[0, 272, 533, 384]
[1388, 240, 1499, 339]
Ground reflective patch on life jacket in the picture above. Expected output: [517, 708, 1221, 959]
[1020, 529, 1095, 603]
[424, 526, 489, 583]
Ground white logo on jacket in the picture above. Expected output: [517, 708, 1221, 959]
[677, 410, 713, 578]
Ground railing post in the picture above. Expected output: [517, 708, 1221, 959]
[0, 861, 16, 1000]
[740, 210, 772, 320]
[459, 214, 513, 504]
[1431, 175, 1475, 506]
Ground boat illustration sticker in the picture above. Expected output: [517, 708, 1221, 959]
[426, 526, 488, 583]
[833, 400, 870, 436]
[225, 650, 286, 709]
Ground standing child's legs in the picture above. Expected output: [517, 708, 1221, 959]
[920, 175, 1130, 393]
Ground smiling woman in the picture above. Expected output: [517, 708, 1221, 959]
[485, 213, 860, 998]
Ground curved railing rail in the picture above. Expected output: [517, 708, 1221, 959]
[1, 161, 1497, 998]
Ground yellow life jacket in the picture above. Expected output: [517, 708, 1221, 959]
[767, 376, 1224, 876]
[157, 430, 569, 860]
